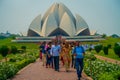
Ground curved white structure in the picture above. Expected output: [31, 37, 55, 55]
[27, 3, 91, 37]
[60, 12, 75, 36]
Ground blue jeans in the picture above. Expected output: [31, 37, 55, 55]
[75, 58, 84, 78]
[46, 55, 51, 66]
[53, 56, 59, 71]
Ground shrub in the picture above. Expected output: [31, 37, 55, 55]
[114, 42, 119, 47]
[98, 72, 114, 80]
[107, 44, 111, 49]
[85, 53, 96, 61]
[114, 45, 120, 57]
[89, 48, 92, 52]
[15, 59, 28, 70]
[11, 46, 18, 54]
[0, 49, 38, 80]
[17, 49, 24, 53]
[21, 46, 26, 52]
[98, 71, 120, 80]
[15, 58, 36, 70]
[9, 58, 16, 62]
[103, 46, 109, 55]
[94, 44, 103, 53]
[84, 59, 120, 79]
[0, 62, 18, 80]
[113, 71, 120, 80]
[10, 55, 23, 62]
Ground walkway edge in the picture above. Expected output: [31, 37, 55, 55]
[17, 59, 39, 74]
[95, 54, 120, 65]
[14, 58, 93, 80]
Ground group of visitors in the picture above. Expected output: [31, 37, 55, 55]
[39, 41, 85, 80]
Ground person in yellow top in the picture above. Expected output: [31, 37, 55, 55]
[62, 42, 72, 72]
[60, 43, 65, 66]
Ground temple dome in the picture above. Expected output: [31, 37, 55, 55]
[27, 3, 90, 37]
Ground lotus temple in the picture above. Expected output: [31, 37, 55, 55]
[13, 3, 104, 42]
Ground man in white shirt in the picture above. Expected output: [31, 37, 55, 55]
[51, 42, 61, 72]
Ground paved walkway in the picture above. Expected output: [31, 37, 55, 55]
[11, 59, 92, 80]
[95, 55, 120, 65]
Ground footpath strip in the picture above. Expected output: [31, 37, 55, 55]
[11, 59, 92, 80]
[95, 55, 120, 65]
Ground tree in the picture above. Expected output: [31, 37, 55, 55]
[0, 45, 9, 62]
[11, 46, 18, 54]
[21, 46, 26, 52]
[102, 33, 107, 38]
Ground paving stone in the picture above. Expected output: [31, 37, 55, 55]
[11, 60, 92, 80]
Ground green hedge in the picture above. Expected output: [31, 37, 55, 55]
[0, 62, 18, 80]
[0, 50, 38, 80]
[114, 45, 120, 57]
[103, 46, 109, 55]
[94, 44, 103, 53]
[98, 71, 120, 80]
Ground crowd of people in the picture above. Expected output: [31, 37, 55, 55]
[39, 41, 86, 80]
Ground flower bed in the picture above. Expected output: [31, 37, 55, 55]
[84, 53, 120, 80]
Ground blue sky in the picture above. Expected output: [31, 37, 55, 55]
[0, 0, 120, 36]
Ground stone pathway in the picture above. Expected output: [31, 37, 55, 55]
[95, 55, 120, 65]
[11, 59, 92, 80]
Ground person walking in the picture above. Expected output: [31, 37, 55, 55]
[39, 42, 46, 66]
[60, 43, 65, 66]
[51, 42, 61, 72]
[73, 41, 85, 80]
[71, 45, 76, 68]
[46, 42, 52, 68]
[62, 42, 72, 72]
[39, 43, 42, 61]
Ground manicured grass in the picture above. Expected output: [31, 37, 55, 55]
[92, 49, 120, 61]
[0, 38, 40, 49]
[0, 38, 11, 45]
[0, 37, 120, 61]
[0, 38, 40, 60]
[82, 37, 120, 47]
[99, 37, 120, 47]
[96, 37, 120, 61]
[0, 52, 22, 61]
[83, 37, 120, 61]
[0, 55, 3, 60]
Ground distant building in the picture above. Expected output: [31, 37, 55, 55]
[0, 31, 11, 37]
[111, 34, 120, 38]
[27, 3, 95, 37]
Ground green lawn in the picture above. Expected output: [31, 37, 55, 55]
[95, 37, 120, 61]
[0, 38, 40, 60]
[0, 38, 39, 49]
[99, 37, 120, 47]
[82, 37, 120, 46]
[0, 55, 3, 60]
[0, 37, 120, 61]
[83, 37, 120, 61]
[92, 49, 120, 61]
